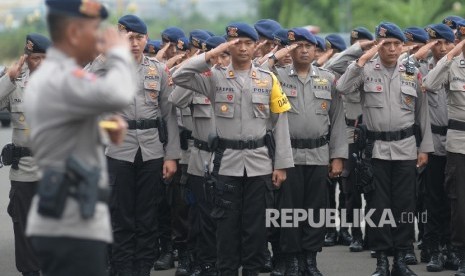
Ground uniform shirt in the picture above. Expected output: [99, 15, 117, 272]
[104, 55, 180, 162]
[336, 57, 434, 160]
[172, 53, 294, 177]
[24, 47, 137, 242]
[423, 53, 465, 155]
[273, 65, 348, 165]
[324, 42, 365, 144]
[169, 85, 216, 176]
[0, 69, 40, 182]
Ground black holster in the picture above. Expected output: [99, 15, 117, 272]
[37, 156, 101, 219]
[353, 124, 375, 196]
[157, 117, 168, 145]
[265, 130, 276, 164]
[179, 127, 192, 151]
[1, 143, 32, 170]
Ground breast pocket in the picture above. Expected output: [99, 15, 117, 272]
[214, 93, 235, 118]
[400, 86, 417, 111]
[10, 102, 28, 130]
[144, 81, 160, 107]
[449, 81, 465, 107]
[427, 90, 439, 107]
[252, 93, 270, 119]
[283, 88, 299, 113]
[344, 90, 361, 103]
[192, 96, 212, 118]
[314, 89, 332, 115]
[363, 83, 384, 108]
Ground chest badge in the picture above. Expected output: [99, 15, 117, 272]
[220, 104, 229, 112]
[227, 94, 234, 101]
[321, 101, 328, 110]
[376, 85, 383, 92]
[19, 115, 25, 122]
[150, 92, 157, 100]
[147, 66, 158, 76]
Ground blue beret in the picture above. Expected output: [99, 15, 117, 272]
[443, 16, 464, 29]
[456, 20, 465, 39]
[226, 23, 258, 41]
[254, 19, 282, 40]
[25, 33, 51, 54]
[315, 36, 326, 51]
[176, 37, 190, 51]
[403, 27, 429, 43]
[351, 27, 373, 41]
[204, 30, 215, 37]
[46, 0, 108, 19]
[375, 22, 406, 42]
[272, 28, 289, 47]
[189, 30, 211, 49]
[144, 39, 162, 54]
[288, 28, 317, 45]
[118, 15, 147, 35]
[325, 34, 346, 52]
[203, 36, 227, 51]
[162, 27, 185, 43]
[425, 24, 455, 43]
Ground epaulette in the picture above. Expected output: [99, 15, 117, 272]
[257, 67, 272, 75]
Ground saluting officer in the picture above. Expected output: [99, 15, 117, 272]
[0, 33, 50, 276]
[24, 0, 136, 275]
[106, 15, 180, 276]
[423, 20, 465, 276]
[268, 27, 347, 276]
[172, 22, 294, 276]
[337, 22, 434, 276]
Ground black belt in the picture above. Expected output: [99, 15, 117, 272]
[366, 125, 414, 142]
[345, 117, 357, 127]
[291, 135, 329, 149]
[193, 138, 211, 152]
[431, 124, 448, 136]
[218, 137, 266, 150]
[15, 146, 32, 158]
[126, 119, 159, 130]
[448, 119, 465, 132]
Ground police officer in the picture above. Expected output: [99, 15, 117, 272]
[173, 22, 294, 276]
[268, 27, 347, 276]
[144, 39, 162, 58]
[0, 33, 50, 276]
[414, 23, 456, 272]
[169, 29, 211, 276]
[169, 35, 229, 276]
[254, 19, 282, 59]
[24, 1, 136, 275]
[106, 14, 180, 276]
[423, 20, 465, 276]
[314, 36, 327, 62]
[316, 28, 374, 253]
[337, 22, 434, 276]
[158, 27, 186, 62]
[443, 16, 465, 33]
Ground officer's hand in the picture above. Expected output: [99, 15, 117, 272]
[417, 152, 428, 168]
[99, 27, 130, 54]
[272, 169, 287, 188]
[329, 158, 343, 178]
[316, 48, 334, 67]
[258, 45, 278, 66]
[447, 39, 465, 61]
[166, 53, 187, 69]
[163, 160, 177, 180]
[359, 40, 376, 51]
[253, 40, 268, 57]
[205, 39, 239, 63]
[358, 40, 384, 67]
[7, 54, 27, 82]
[105, 115, 128, 145]
[155, 42, 170, 61]
[414, 40, 438, 61]
[401, 44, 418, 54]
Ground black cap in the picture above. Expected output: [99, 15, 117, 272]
[25, 33, 51, 53]
[45, 0, 108, 19]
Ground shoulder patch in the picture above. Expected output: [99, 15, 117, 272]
[73, 69, 96, 81]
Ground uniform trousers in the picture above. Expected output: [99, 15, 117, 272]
[366, 159, 416, 252]
[423, 154, 450, 248]
[188, 174, 216, 265]
[445, 151, 465, 249]
[7, 181, 40, 273]
[30, 236, 107, 276]
[280, 165, 329, 253]
[215, 173, 269, 275]
[107, 148, 164, 270]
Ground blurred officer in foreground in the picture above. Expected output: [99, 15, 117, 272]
[24, 0, 137, 275]
[337, 22, 434, 276]
[418, 23, 458, 272]
[173, 22, 294, 276]
[107, 14, 180, 276]
[423, 20, 465, 276]
[0, 33, 50, 276]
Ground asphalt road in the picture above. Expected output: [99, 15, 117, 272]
[0, 126, 454, 276]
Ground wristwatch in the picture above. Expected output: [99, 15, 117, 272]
[268, 53, 278, 63]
